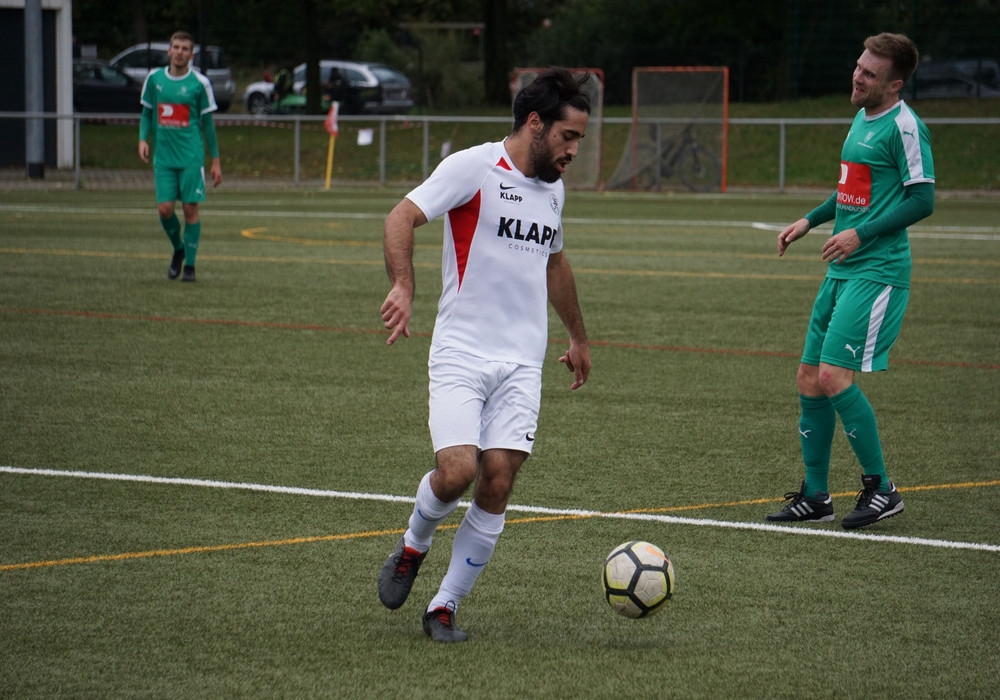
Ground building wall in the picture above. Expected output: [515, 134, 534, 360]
[1, 0, 74, 169]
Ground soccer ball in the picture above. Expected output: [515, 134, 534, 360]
[602, 540, 675, 618]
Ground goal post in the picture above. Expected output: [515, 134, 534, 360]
[511, 68, 605, 190]
[606, 67, 729, 192]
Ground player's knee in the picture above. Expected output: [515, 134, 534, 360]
[796, 363, 821, 395]
[431, 452, 477, 501]
[817, 364, 853, 397]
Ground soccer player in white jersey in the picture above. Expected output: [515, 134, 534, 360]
[138, 31, 222, 282]
[766, 33, 934, 529]
[377, 68, 592, 642]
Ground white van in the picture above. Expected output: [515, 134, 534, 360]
[110, 42, 237, 111]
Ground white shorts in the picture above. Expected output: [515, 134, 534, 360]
[428, 346, 542, 455]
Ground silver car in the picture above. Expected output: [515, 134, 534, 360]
[243, 60, 414, 115]
[110, 42, 236, 112]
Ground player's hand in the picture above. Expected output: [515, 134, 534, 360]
[210, 159, 223, 187]
[138, 141, 149, 163]
[777, 218, 810, 257]
[559, 340, 591, 390]
[821, 229, 861, 264]
[380, 286, 412, 346]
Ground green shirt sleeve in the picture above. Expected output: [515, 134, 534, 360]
[804, 193, 837, 229]
[202, 112, 220, 159]
[139, 106, 153, 142]
[855, 182, 935, 243]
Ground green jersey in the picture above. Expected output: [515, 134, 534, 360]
[828, 101, 934, 287]
[140, 67, 218, 170]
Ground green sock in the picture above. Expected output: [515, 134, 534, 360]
[800, 394, 835, 498]
[830, 384, 889, 491]
[160, 213, 182, 250]
[184, 220, 201, 267]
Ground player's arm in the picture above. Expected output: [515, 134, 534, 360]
[201, 113, 223, 187]
[138, 106, 154, 162]
[778, 193, 836, 257]
[823, 182, 935, 264]
[381, 198, 427, 346]
[547, 251, 590, 390]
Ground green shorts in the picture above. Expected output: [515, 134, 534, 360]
[155, 165, 207, 204]
[802, 277, 909, 372]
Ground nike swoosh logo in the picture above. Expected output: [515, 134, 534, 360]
[416, 508, 434, 521]
[525, 433, 535, 441]
[465, 558, 488, 567]
[499, 183, 516, 190]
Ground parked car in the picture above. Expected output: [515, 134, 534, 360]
[243, 60, 414, 116]
[109, 42, 236, 111]
[903, 59, 1000, 99]
[72, 58, 142, 113]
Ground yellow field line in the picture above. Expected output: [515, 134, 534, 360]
[0, 528, 409, 572]
[4, 245, 1000, 281]
[3, 480, 997, 573]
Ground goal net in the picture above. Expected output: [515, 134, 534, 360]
[511, 68, 604, 190]
[606, 67, 728, 192]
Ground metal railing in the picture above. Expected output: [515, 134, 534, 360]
[2, 111, 998, 192]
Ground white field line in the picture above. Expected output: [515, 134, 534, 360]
[3, 466, 998, 553]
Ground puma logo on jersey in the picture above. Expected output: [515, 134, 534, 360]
[845, 343, 860, 358]
[497, 217, 556, 246]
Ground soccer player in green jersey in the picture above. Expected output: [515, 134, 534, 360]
[138, 31, 223, 282]
[766, 33, 934, 529]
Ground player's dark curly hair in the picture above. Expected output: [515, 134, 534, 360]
[512, 68, 591, 132]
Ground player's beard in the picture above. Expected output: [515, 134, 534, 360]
[851, 78, 889, 111]
[529, 131, 567, 183]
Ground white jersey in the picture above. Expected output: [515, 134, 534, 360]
[406, 140, 566, 367]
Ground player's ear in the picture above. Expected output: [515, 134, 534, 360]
[528, 112, 544, 134]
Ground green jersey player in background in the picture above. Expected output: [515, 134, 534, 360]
[138, 30, 223, 282]
[766, 32, 934, 529]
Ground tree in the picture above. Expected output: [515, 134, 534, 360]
[482, 0, 509, 105]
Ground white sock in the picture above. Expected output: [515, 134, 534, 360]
[404, 471, 460, 553]
[428, 501, 505, 612]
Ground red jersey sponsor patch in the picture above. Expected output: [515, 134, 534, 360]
[837, 161, 871, 209]
[158, 103, 191, 128]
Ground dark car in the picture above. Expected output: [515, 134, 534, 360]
[73, 58, 143, 113]
[903, 59, 1000, 99]
[243, 60, 414, 115]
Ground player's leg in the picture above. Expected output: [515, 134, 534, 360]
[422, 448, 523, 643]
[421, 363, 539, 641]
[154, 169, 184, 279]
[377, 446, 473, 612]
[427, 448, 524, 611]
[378, 348, 483, 612]
[767, 281, 838, 522]
[178, 167, 208, 281]
[797, 363, 838, 499]
[821, 281, 908, 528]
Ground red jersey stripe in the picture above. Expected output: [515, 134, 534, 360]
[447, 190, 481, 289]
